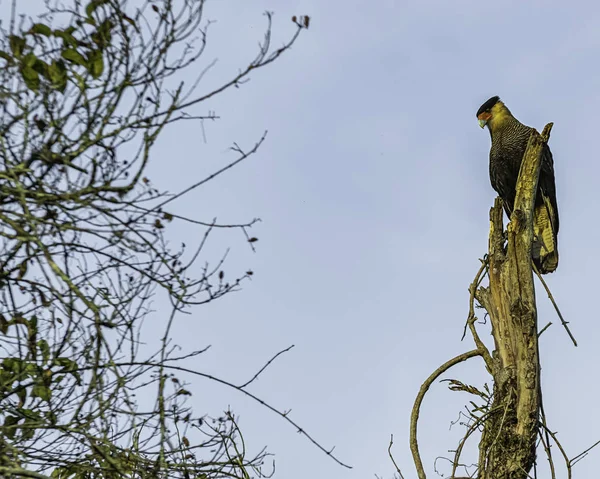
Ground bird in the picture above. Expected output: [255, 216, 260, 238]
[476, 96, 559, 274]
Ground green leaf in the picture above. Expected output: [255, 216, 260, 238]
[9, 35, 25, 58]
[31, 384, 51, 402]
[48, 60, 68, 92]
[32, 59, 49, 78]
[86, 49, 104, 79]
[53, 467, 79, 479]
[16, 410, 41, 442]
[92, 19, 114, 48]
[21, 67, 40, 92]
[53, 29, 78, 48]
[0, 314, 7, 335]
[54, 357, 77, 371]
[21, 53, 38, 68]
[86, 0, 108, 19]
[16, 386, 27, 405]
[11, 163, 30, 175]
[28, 23, 52, 36]
[37, 339, 51, 364]
[53, 358, 81, 385]
[21, 409, 42, 423]
[46, 410, 57, 425]
[0, 371, 15, 390]
[29, 315, 38, 333]
[72, 71, 86, 90]
[20, 424, 35, 441]
[17, 258, 28, 278]
[3, 358, 23, 374]
[3, 415, 20, 438]
[25, 363, 38, 377]
[51, 466, 77, 479]
[61, 48, 86, 66]
[0, 51, 14, 65]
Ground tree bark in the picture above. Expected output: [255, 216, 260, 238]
[476, 124, 553, 478]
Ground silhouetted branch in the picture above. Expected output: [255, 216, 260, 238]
[533, 263, 577, 346]
[238, 345, 295, 389]
[388, 434, 405, 479]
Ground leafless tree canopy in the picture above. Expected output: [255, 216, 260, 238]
[0, 1, 345, 478]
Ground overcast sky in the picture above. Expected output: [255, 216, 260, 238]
[10, 1, 600, 478]
[148, 1, 600, 478]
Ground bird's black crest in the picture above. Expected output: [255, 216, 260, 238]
[476, 96, 500, 117]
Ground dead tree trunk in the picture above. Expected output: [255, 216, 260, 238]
[476, 123, 553, 478]
[402, 124, 560, 479]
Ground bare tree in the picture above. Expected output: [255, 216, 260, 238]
[390, 123, 593, 478]
[0, 1, 347, 478]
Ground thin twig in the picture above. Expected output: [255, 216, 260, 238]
[538, 422, 557, 479]
[238, 345, 295, 388]
[95, 360, 352, 469]
[538, 422, 572, 479]
[533, 263, 577, 346]
[538, 321, 552, 338]
[450, 408, 496, 479]
[462, 259, 487, 341]
[462, 259, 494, 373]
[570, 438, 600, 466]
[388, 434, 405, 479]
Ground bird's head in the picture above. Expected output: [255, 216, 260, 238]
[476, 96, 511, 130]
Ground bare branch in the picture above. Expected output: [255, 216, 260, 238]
[410, 349, 481, 479]
[238, 345, 295, 389]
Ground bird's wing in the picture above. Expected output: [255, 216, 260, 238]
[538, 144, 559, 234]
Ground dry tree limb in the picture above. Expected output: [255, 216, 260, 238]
[463, 258, 494, 372]
[462, 259, 488, 341]
[410, 349, 482, 479]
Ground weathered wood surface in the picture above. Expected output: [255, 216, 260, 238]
[476, 124, 553, 479]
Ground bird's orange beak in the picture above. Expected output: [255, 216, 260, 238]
[478, 112, 492, 128]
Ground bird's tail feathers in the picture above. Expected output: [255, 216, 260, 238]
[532, 195, 558, 274]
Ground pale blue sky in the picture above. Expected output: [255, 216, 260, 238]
[148, 1, 600, 478]
[9, 1, 600, 478]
